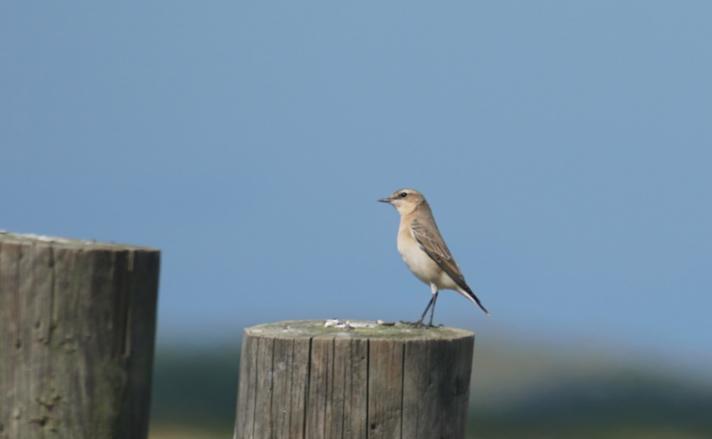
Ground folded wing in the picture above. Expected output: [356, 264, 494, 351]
[411, 218, 489, 314]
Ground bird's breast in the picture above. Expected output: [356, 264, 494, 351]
[397, 224, 442, 284]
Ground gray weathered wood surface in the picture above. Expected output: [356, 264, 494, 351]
[234, 320, 474, 439]
[0, 232, 160, 439]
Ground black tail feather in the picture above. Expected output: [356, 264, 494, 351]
[460, 285, 489, 315]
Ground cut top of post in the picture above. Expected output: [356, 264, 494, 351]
[245, 319, 474, 341]
[0, 231, 158, 252]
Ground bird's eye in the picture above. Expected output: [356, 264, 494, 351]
[399, 192, 408, 198]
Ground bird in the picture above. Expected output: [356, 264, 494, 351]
[379, 188, 488, 326]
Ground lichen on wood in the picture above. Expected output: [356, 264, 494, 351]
[234, 319, 475, 439]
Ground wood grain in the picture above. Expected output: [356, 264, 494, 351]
[0, 233, 160, 439]
[233, 320, 475, 439]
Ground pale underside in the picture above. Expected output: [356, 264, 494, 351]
[397, 221, 461, 292]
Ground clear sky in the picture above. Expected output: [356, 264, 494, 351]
[2, 1, 710, 369]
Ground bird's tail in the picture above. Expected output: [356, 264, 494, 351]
[458, 286, 489, 315]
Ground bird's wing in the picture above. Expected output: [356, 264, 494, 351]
[410, 218, 467, 288]
[411, 217, 490, 314]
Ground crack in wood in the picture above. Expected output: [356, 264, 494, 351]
[234, 321, 474, 439]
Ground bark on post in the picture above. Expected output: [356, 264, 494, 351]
[233, 320, 475, 439]
[0, 232, 160, 439]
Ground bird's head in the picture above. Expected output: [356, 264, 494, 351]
[378, 188, 425, 215]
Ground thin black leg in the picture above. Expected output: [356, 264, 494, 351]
[417, 295, 435, 325]
[428, 291, 439, 326]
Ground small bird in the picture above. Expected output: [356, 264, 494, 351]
[379, 188, 488, 326]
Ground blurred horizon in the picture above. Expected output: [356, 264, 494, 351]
[147, 334, 712, 438]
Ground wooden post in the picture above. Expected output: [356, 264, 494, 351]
[0, 232, 160, 439]
[234, 320, 474, 439]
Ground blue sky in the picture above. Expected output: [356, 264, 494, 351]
[2, 1, 710, 368]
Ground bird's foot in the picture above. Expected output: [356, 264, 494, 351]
[426, 319, 443, 328]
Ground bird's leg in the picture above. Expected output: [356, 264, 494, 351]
[428, 291, 439, 327]
[427, 283, 439, 327]
[415, 295, 435, 326]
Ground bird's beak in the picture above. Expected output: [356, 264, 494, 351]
[378, 196, 392, 203]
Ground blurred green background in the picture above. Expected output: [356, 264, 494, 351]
[148, 336, 712, 438]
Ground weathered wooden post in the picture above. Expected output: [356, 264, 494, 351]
[0, 232, 160, 439]
[234, 320, 474, 439]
